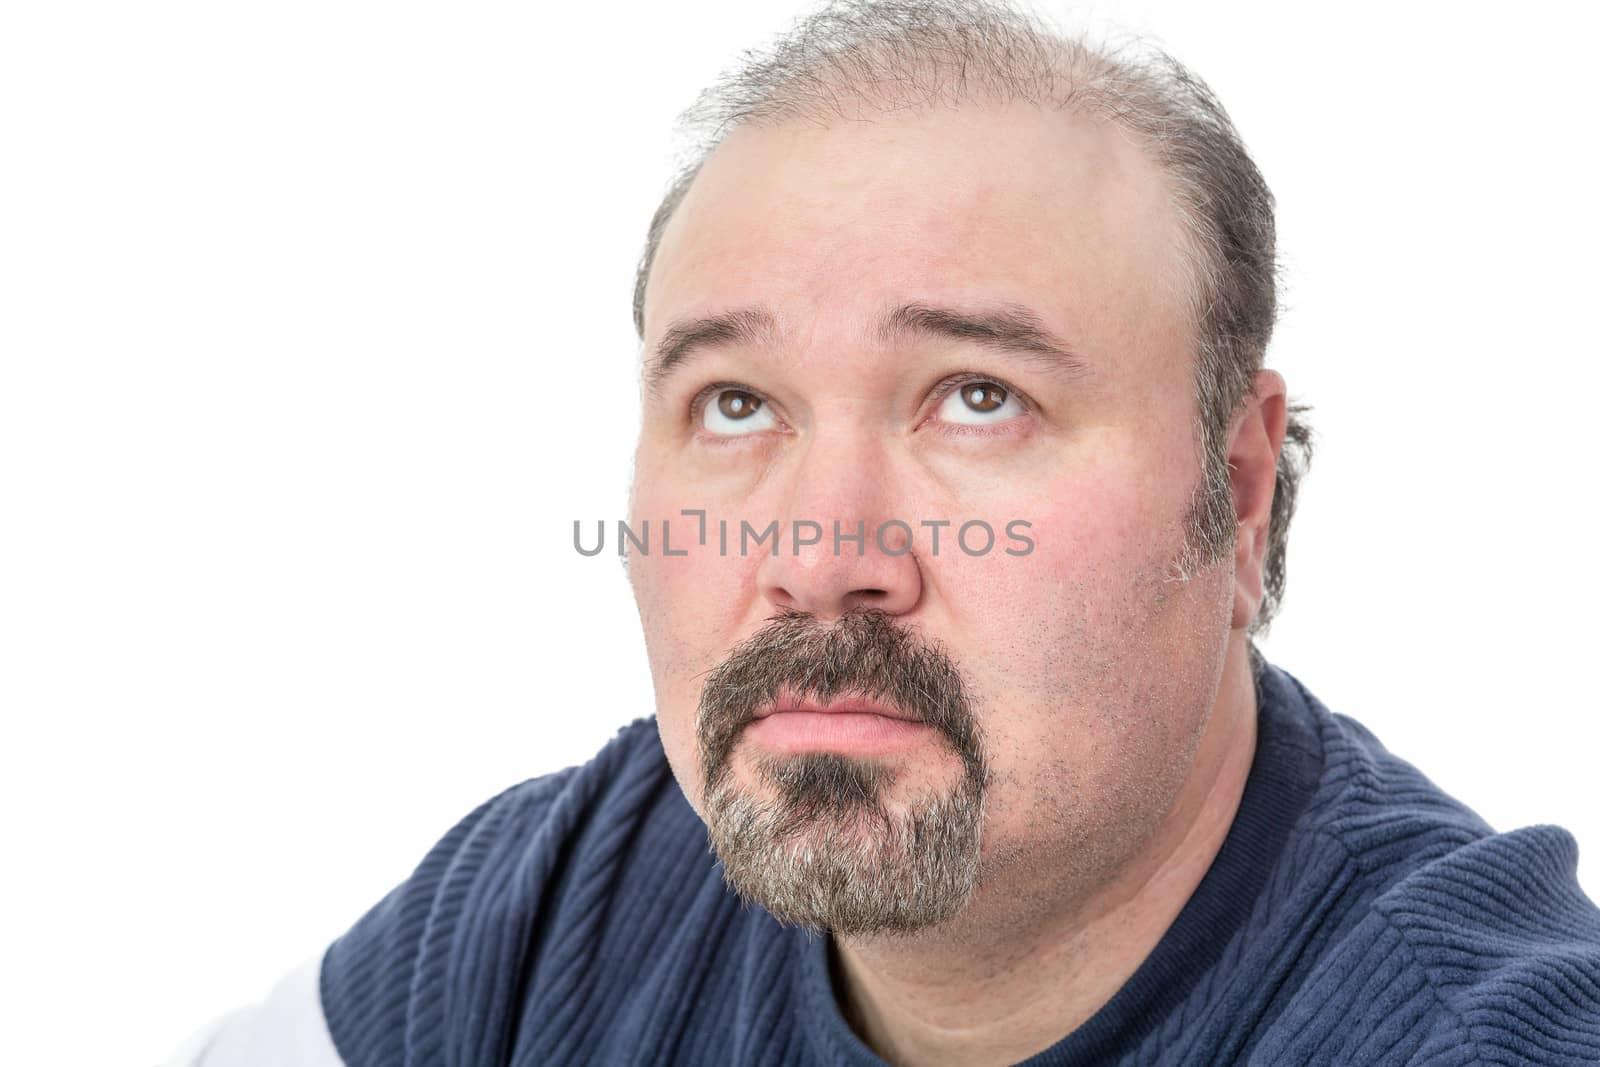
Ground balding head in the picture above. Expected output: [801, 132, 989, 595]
[631, 0, 1312, 638]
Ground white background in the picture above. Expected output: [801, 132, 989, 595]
[2, 1, 1597, 1063]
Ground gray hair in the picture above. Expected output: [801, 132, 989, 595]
[630, 0, 1314, 640]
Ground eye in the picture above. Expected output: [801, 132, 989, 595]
[700, 387, 778, 436]
[936, 380, 1024, 425]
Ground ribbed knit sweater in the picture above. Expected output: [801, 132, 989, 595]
[316, 662, 1600, 1065]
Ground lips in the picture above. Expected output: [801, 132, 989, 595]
[754, 691, 922, 724]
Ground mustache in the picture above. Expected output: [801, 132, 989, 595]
[696, 606, 979, 792]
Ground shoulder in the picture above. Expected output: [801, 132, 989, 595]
[1267, 822, 1600, 1065]
[1371, 823, 1600, 1064]
[176, 718, 675, 1067]
[1261, 667, 1600, 1064]
[319, 715, 676, 1067]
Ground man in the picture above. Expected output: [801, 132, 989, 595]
[170, 1, 1600, 1064]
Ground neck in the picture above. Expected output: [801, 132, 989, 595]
[829, 637, 1261, 1067]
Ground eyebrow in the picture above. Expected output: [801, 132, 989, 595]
[878, 302, 1091, 381]
[644, 307, 777, 398]
[642, 300, 1090, 395]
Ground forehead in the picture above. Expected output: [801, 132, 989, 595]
[643, 101, 1195, 387]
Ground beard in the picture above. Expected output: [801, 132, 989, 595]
[704, 747, 987, 937]
[696, 607, 991, 937]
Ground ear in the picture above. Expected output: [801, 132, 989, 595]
[1228, 370, 1289, 631]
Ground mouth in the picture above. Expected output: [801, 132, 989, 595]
[742, 690, 935, 755]
[753, 690, 923, 724]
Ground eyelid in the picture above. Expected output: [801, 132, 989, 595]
[689, 380, 754, 419]
[689, 380, 783, 432]
[927, 371, 1035, 419]
[686, 373, 1034, 432]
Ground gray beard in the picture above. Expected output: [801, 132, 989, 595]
[703, 746, 987, 937]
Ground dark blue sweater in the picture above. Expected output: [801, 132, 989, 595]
[319, 662, 1600, 1065]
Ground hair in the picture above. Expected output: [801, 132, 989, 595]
[630, 0, 1314, 641]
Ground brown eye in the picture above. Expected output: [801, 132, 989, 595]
[717, 391, 762, 420]
[960, 382, 1006, 413]
[935, 378, 1023, 428]
[701, 387, 777, 436]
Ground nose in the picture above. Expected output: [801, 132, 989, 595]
[754, 440, 923, 620]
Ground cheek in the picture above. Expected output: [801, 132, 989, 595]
[628, 502, 762, 677]
[630, 553, 719, 814]
[935, 457, 1175, 654]
[928, 468, 1228, 855]
[936, 498, 1157, 777]
[627, 489, 759, 808]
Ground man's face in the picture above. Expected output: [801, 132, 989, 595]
[626, 101, 1239, 936]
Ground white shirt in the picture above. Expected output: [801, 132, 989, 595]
[161, 954, 344, 1067]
